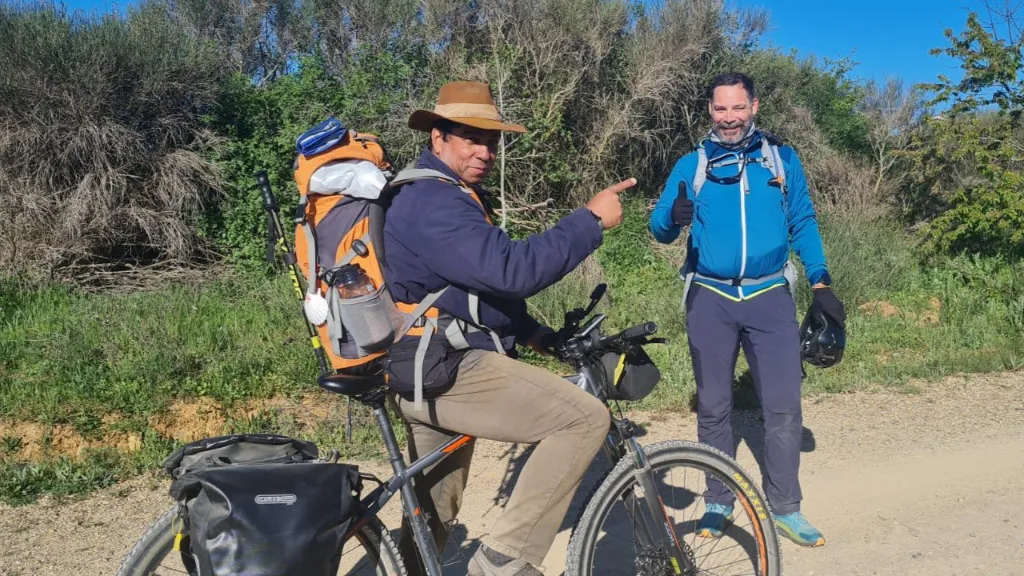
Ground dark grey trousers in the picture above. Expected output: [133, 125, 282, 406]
[685, 283, 804, 515]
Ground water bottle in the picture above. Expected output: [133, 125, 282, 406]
[332, 263, 398, 351]
[335, 264, 376, 299]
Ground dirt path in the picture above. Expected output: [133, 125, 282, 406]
[2, 371, 1023, 576]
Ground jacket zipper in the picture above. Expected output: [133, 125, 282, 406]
[738, 154, 748, 299]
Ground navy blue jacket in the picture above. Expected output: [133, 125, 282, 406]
[383, 148, 604, 352]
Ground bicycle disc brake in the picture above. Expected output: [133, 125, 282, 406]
[635, 541, 698, 576]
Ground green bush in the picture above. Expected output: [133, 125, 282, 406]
[904, 12, 1024, 258]
[206, 46, 429, 268]
[914, 116, 1024, 258]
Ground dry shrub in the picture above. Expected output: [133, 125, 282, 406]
[783, 106, 893, 220]
[491, 0, 733, 203]
[0, 2, 225, 287]
[414, 0, 740, 209]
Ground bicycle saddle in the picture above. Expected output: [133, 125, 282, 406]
[317, 372, 388, 397]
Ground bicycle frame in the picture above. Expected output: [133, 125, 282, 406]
[342, 404, 471, 576]
[344, 360, 691, 576]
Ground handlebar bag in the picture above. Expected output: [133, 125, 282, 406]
[600, 346, 660, 401]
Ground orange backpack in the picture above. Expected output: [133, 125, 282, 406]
[289, 119, 504, 407]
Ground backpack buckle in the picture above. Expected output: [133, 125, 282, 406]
[320, 267, 341, 286]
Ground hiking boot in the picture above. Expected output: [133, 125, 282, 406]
[774, 511, 825, 547]
[467, 544, 543, 576]
[697, 502, 734, 539]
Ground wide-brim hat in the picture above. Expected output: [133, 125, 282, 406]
[409, 81, 526, 134]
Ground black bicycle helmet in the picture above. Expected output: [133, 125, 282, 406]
[799, 308, 846, 368]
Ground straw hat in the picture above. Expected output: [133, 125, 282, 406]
[408, 81, 526, 133]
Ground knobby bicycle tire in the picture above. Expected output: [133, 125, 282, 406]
[115, 506, 407, 576]
[566, 440, 782, 576]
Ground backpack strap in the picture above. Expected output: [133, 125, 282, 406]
[390, 168, 459, 187]
[404, 288, 449, 410]
[388, 168, 507, 410]
[759, 132, 788, 202]
[693, 140, 709, 197]
[468, 290, 506, 353]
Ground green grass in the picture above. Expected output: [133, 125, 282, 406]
[2, 201, 1023, 505]
[0, 273, 319, 424]
[0, 429, 177, 506]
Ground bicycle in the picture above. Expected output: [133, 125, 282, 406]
[116, 284, 781, 576]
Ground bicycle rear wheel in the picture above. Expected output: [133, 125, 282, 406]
[115, 506, 407, 576]
[566, 440, 782, 576]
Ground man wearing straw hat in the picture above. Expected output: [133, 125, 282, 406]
[383, 80, 636, 575]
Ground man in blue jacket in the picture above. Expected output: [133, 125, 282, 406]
[384, 81, 636, 576]
[650, 72, 846, 548]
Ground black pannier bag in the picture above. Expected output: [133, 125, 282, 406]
[164, 433, 362, 576]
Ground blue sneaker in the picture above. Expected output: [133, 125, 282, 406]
[697, 503, 734, 539]
[774, 512, 825, 547]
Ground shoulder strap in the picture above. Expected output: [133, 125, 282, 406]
[390, 167, 492, 223]
[390, 168, 459, 187]
[693, 140, 708, 197]
[759, 136, 788, 202]
[760, 137, 783, 180]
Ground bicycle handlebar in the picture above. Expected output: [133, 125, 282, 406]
[603, 322, 657, 346]
[552, 321, 658, 363]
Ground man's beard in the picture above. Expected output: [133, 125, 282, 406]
[712, 118, 754, 145]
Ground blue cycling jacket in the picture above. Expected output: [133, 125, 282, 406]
[650, 131, 830, 300]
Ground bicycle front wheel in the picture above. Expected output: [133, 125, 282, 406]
[566, 440, 782, 576]
[115, 506, 407, 576]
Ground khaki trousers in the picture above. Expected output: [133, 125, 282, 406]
[392, 349, 609, 569]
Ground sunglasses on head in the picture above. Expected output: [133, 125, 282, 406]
[704, 151, 753, 185]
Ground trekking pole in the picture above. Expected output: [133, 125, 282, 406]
[255, 170, 330, 376]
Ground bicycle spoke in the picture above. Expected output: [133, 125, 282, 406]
[580, 454, 773, 576]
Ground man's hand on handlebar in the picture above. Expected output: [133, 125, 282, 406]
[525, 325, 557, 357]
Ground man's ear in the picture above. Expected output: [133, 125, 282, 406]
[429, 127, 443, 154]
[751, 97, 760, 116]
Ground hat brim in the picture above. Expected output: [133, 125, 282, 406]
[408, 110, 526, 134]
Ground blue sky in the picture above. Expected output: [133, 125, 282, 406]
[62, 0, 975, 90]
[750, 0, 975, 89]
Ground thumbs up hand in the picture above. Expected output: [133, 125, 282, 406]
[672, 181, 694, 228]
